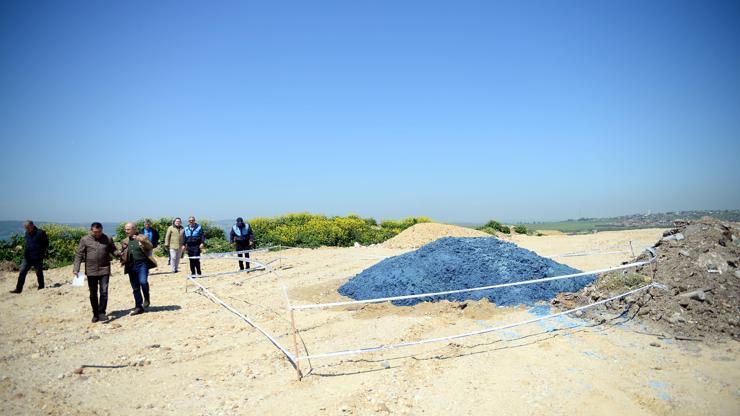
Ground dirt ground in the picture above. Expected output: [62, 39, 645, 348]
[1, 228, 738, 415]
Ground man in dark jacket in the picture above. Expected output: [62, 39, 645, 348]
[73, 222, 121, 322]
[10, 221, 49, 294]
[229, 217, 254, 270]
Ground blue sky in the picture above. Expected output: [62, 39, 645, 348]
[1, 0, 739, 223]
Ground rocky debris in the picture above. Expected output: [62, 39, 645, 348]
[131, 357, 151, 367]
[555, 217, 740, 342]
[678, 288, 709, 302]
[662, 232, 685, 242]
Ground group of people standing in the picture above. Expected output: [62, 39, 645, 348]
[9, 217, 254, 324]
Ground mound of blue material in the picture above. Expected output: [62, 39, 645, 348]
[338, 237, 595, 306]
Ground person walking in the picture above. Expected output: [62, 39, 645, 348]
[182, 216, 205, 276]
[73, 222, 120, 322]
[229, 217, 254, 271]
[10, 220, 49, 294]
[121, 222, 156, 315]
[164, 217, 185, 273]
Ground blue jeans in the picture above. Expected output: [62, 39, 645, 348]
[128, 263, 150, 308]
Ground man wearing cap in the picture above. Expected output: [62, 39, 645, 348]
[182, 216, 205, 276]
[229, 217, 254, 271]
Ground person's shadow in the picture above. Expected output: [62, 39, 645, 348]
[105, 304, 181, 323]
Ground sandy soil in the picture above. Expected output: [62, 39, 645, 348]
[1, 229, 738, 415]
[382, 223, 490, 249]
[505, 228, 667, 271]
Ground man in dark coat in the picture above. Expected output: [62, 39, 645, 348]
[10, 220, 49, 294]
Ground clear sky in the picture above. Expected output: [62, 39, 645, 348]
[1, 0, 739, 224]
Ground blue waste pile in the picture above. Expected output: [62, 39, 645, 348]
[338, 237, 595, 306]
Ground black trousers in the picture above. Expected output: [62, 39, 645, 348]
[189, 259, 201, 275]
[87, 275, 110, 315]
[16, 258, 44, 292]
[187, 244, 202, 276]
[236, 243, 250, 270]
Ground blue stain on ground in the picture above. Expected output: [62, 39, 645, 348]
[527, 304, 585, 334]
[339, 237, 595, 306]
[473, 320, 522, 340]
[648, 380, 672, 402]
[580, 381, 594, 392]
[582, 350, 607, 360]
[528, 304, 553, 317]
[498, 329, 522, 341]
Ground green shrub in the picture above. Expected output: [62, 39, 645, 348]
[477, 220, 510, 234]
[513, 225, 528, 234]
[42, 224, 88, 268]
[205, 237, 232, 253]
[247, 213, 430, 248]
[200, 220, 227, 240]
[0, 234, 24, 266]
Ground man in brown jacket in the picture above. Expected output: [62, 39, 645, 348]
[120, 222, 156, 315]
[73, 222, 121, 323]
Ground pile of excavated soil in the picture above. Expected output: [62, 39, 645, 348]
[554, 217, 740, 342]
[383, 223, 491, 249]
[340, 237, 595, 306]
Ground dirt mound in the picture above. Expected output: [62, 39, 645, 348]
[383, 223, 491, 249]
[554, 217, 740, 342]
[0, 260, 19, 272]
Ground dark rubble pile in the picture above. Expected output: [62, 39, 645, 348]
[555, 217, 740, 342]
